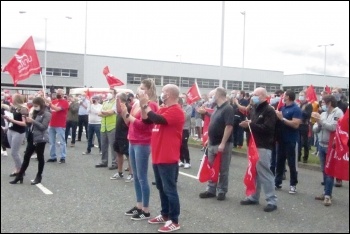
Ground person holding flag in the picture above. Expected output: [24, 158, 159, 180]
[239, 87, 278, 212]
[312, 95, 343, 206]
[198, 87, 234, 201]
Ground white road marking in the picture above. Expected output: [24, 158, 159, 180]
[33, 182, 53, 195]
[179, 171, 198, 180]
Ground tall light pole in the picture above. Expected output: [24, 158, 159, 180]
[219, 1, 225, 87]
[84, 1, 88, 87]
[19, 11, 72, 95]
[318, 44, 334, 77]
[176, 54, 182, 90]
[241, 11, 246, 91]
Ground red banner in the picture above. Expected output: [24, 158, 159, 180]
[186, 82, 201, 105]
[103, 66, 124, 88]
[306, 85, 317, 103]
[324, 85, 331, 94]
[276, 93, 285, 111]
[3, 36, 41, 86]
[197, 151, 222, 183]
[244, 134, 259, 196]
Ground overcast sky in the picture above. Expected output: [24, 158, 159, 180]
[1, 1, 349, 77]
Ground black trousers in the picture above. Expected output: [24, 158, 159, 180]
[180, 129, 190, 163]
[78, 115, 89, 140]
[19, 132, 46, 177]
[298, 124, 309, 162]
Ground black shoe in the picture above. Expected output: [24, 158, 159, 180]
[131, 210, 151, 220]
[125, 206, 141, 216]
[240, 198, 259, 205]
[275, 185, 282, 190]
[95, 163, 108, 168]
[264, 204, 277, 212]
[321, 182, 325, 185]
[59, 159, 65, 164]
[9, 175, 24, 184]
[199, 191, 216, 199]
[109, 165, 118, 170]
[152, 182, 156, 185]
[9, 172, 23, 177]
[31, 175, 42, 185]
[217, 193, 226, 201]
[47, 158, 57, 162]
[335, 180, 343, 187]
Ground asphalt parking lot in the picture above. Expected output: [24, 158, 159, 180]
[1, 141, 349, 233]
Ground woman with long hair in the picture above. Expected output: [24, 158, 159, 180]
[121, 78, 159, 220]
[3, 94, 28, 176]
[10, 97, 52, 184]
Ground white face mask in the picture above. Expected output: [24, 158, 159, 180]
[28, 100, 33, 104]
[33, 106, 40, 111]
[107, 93, 113, 100]
[230, 94, 236, 99]
[161, 93, 168, 102]
[299, 96, 305, 101]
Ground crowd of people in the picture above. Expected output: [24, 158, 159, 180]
[1, 82, 348, 232]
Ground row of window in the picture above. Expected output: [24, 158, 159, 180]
[45, 68, 78, 77]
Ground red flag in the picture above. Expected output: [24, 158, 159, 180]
[85, 88, 91, 99]
[3, 36, 41, 86]
[197, 151, 222, 183]
[305, 85, 317, 103]
[324, 85, 331, 94]
[202, 108, 214, 146]
[186, 82, 201, 105]
[103, 66, 124, 88]
[277, 93, 285, 111]
[244, 134, 259, 196]
[335, 109, 349, 156]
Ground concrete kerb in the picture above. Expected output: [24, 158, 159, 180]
[189, 143, 320, 172]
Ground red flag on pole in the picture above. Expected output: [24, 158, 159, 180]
[186, 82, 201, 105]
[305, 85, 317, 103]
[197, 151, 222, 183]
[335, 109, 349, 156]
[244, 134, 259, 196]
[277, 93, 285, 111]
[3, 36, 41, 86]
[324, 85, 331, 94]
[202, 107, 214, 146]
[103, 66, 124, 88]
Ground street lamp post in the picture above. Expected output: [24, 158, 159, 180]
[19, 11, 72, 95]
[241, 11, 246, 91]
[318, 44, 334, 77]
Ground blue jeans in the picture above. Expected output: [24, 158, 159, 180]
[87, 124, 101, 152]
[129, 143, 150, 207]
[153, 163, 180, 224]
[318, 145, 327, 184]
[275, 141, 298, 187]
[49, 127, 66, 159]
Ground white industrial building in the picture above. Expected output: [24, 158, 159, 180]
[1, 47, 349, 98]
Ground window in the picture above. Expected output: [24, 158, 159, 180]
[243, 82, 255, 92]
[197, 78, 220, 89]
[180, 77, 195, 88]
[127, 73, 161, 85]
[45, 67, 78, 78]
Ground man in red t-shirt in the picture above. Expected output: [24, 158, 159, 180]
[47, 89, 69, 164]
[139, 84, 184, 233]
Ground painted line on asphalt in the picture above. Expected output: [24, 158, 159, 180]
[34, 183, 53, 195]
[179, 171, 198, 180]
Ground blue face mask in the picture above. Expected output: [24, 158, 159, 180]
[321, 105, 328, 112]
[270, 98, 277, 105]
[251, 96, 260, 105]
[299, 96, 305, 101]
[333, 93, 341, 101]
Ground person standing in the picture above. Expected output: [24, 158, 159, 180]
[275, 90, 302, 194]
[312, 95, 343, 205]
[199, 87, 234, 201]
[297, 91, 312, 163]
[65, 95, 79, 147]
[239, 87, 278, 212]
[47, 89, 69, 164]
[95, 88, 117, 170]
[77, 94, 89, 142]
[178, 94, 192, 169]
[233, 90, 249, 149]
[140, 84, 184, 233]
[83, 95, 102, 155]
[10, 97, 51, 184]
[3, 94, 28, 175]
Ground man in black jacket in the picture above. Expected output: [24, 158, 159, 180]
[239, 87, 278, 212]
[298, 91, 313, 163]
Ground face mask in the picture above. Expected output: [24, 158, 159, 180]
[230, 94, 236, 99]
[321, 105, 328, 112]
[161, 93, 168, 102]
[1, 96, 4, 100]
[251, 96, 260, 105]
[182, 98, 186, 104]
[299, 96, 305, 101]
[270, 98, 276, 105]
[107, 93, 113, 100]
[333, 93, 341, 101]
[33, 106, 40, 111]
[28, 100, 33, 104]
[56, 94, 62, 99]
[236, 93, 241, 99]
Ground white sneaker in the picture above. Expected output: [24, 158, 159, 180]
[30, 154, 37, 159]
[178, 162, 184, 167]
[289, 186, 297, 194]
[94, 145, 99, 148]
[184, 163, 191, 169]
[68, 135, 72, 139]
[110, 173, 123, 180]
[1, 150, 7, 156]
[125, 174, 134, 183]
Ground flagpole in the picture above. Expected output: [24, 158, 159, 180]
[40, 72, 46, 98]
